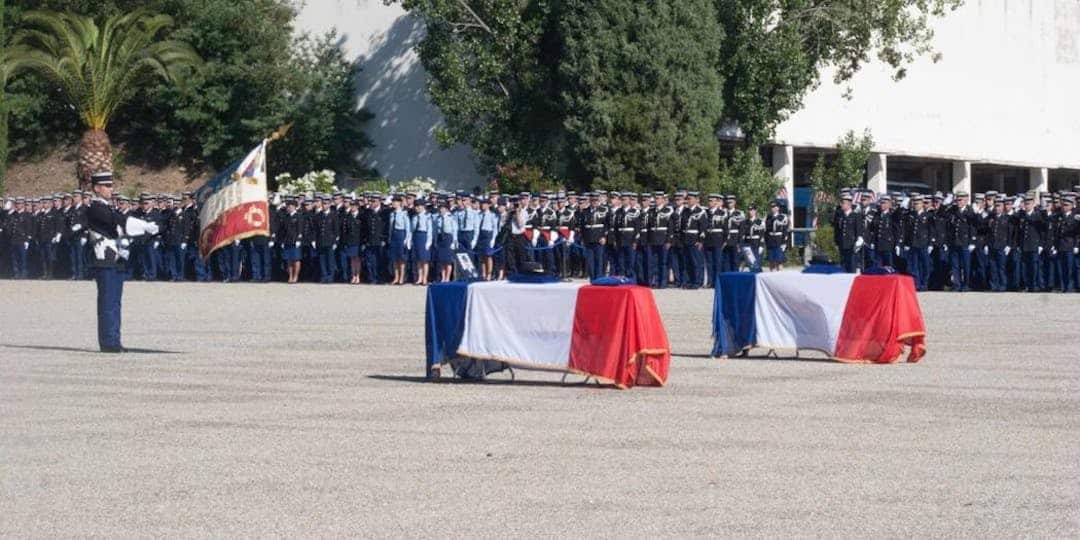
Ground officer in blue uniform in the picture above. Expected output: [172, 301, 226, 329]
[85, 172, 159, 353]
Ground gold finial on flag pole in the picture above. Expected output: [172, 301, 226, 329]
[267, 122, 294, 143]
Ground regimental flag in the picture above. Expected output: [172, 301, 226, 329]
[195, 141, 270, 260]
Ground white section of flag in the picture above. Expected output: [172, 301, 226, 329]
[199, 141, 268, 231]
[752, 273, 857, 354]
[457, 281, 586, 368]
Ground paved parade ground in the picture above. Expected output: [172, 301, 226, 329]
[1, 280, 1077, 537]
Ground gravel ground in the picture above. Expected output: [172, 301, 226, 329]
[1, 280, 1078, 538]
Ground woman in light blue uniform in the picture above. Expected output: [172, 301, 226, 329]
[411, 200, 434, 285]
[388, 195, 412, 285]
[434, 201, 459, 282]
[476, 198, 499, 280]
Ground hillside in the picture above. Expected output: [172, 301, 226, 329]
[4, 146, 208, 197]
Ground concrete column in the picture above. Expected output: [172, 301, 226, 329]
[952, 161, 972, 194]
[771, 145, 795, 205]
[867, 153, 887, 194]
[1029, 167, 1048, 195]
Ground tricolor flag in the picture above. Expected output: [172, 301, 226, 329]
[712, 273, 926, 363]
[427, 281, 670, 389]
[194, 141, 270, 260]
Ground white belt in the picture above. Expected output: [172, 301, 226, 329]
[652, 227, 667, 231]
[619, 227, 636, 231]
[586, 224, 605, 228]
[708, 228, 724, 233]
[684, 229, 699, 234]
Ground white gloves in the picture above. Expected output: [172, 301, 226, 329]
[79, 238, 87, 247]
[23, 242, 29, 250]
[72, 223, 82, 232]
[983, 246, 988, 255]
[295, 241, 301, 248]
[1074, 247, 1078, 255]
[900, 197, 910, 209]
[234, 239, 240, 247]
[967, 244, 975, 253]
[332, 243, 337, 251]
[1004, 246, 1011, 256]
[53, 233, 61, 244]
[870, 243, 876, 251]
[144, 222, 160, 236]
[895, 246, 901, 256]
[119, 238, 131, 249]
[1050, 247, 1057, 256]
[153, 241, 160, 249]
[268, 241, 274, 248]
[1037, 246, 1043, 255]
[928, 246, 934, 254]
[854, 237, 865, 249]
[405, 242, 412, 250]
[943, 245, 949, 253]
[1014, 196, 1023, 208]
[943, 194, 954, 206]
[181, 243, 188, 250]
[310, 241, 316, 249]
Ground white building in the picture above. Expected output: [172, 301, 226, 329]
[297, 0, 1080, 195]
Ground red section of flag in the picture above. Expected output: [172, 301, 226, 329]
[198, 200, 270, 260]
[833, 275, 927, 363]
[569, 285, 670, 388]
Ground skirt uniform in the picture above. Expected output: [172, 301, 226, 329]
[389, 229, 408, 263]
[412, 232, 430, 263]
[767, 246, 786, 264]
[282, 245, 302, 262]
[476, 230, 495, 257]
[436, 233, 455, 265]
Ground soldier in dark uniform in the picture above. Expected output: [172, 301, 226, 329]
[702, 194, 726, 286]
[554, 194, 575, 279]
[944, 192, 977, 291]
[85, 172, 159, 353]
[613, 192, 642, 280]
[718, 195, 741, 273]
[1054, 196, 1078, 292]
[986, 198, 1013, 292]
[38, 195, 63, 279]
[1016, 195, 1044, 292]
[578, 193, 610, 280]
[645, 193, 674, 288]
[741, 205, 766, 273]
[680, 192, 707, 288]
[162, 195, 188, 281]
[871, 195, 901, 268]
[765, 200, 790, 272]
[67, 192, 89, 280]
[535, 193, 559, 274]
[363, 193, 389, 284]
[1040, 195, 1058, 292]
[280, 197, 305, 284]
[833, 193, 865, 273]
[315, 194, 340, 283]
[7, 197, 32, 278]
[669, 191, 686, 287]
[904, 195, 932, 290]
[970, 193, 992, 290]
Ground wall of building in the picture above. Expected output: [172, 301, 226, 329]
[774, 0, 1080, 170]
[294, 0, 479, 189]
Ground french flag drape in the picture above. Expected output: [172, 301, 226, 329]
[426, 282, 670, 388]
[712, 273, 926, 363]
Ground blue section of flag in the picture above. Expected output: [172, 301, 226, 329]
[425, 281, 471, 371]
[711, 273, 758, 358]
[193, 155, 243, 206]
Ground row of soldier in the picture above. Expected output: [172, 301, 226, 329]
[831, 188, 1079, 292]
[0, 189, 790, 288]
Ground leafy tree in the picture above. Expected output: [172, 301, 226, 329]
[716, 148, 781, 213]
[809, 128, 873, 261]
[8, 9, 203, 186]
[558, 0, 724, 192]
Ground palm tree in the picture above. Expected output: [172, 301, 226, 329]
[9, 9, 202, 187]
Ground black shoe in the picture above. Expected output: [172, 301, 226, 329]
[100, 346, 127, 354]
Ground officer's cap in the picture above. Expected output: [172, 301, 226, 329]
[840, 193, 853, 202]
[480, 197, 492, 205]
[687, 191, 700, 198]
[974, 193, 985, 201]
[985, 190, 998, 198]
[1023, 194, 1034, 202]
[880, 195, 892, 202]
[769, 200, 779, 207]
[90, 171, 114, 186]
[334, 191, 345, 198]
[955, 190, 969, 198]
[706, 193, 721, 200]
[1062, 196, 1075, 205]
[15, 196, 25, 203]
[62, 193, 73, 199]
[725, 194, 737, 201]
[139, 194, 152, 202]
[285, 197, 298, 206]
[539, 192, 551, 199]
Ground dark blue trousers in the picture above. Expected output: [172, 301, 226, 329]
[1021, 251, 1041, 291]
[840, 248, 856, 273]
[584, 243, 606, 279]
[648, 244, 669, 287]
[247, 242, 270, 282]
[189, 248, 211, 281]
[69, 241, 86, 279]
[10, 243, 28, 278]
[616, 245, 636, 279]
[336, 247, 350, 282]
[318, 247, 335, 283]
[988, 248, 1007, 292]
[1041, 251, 1057, 291]
[95, 267, 124, 350]
[949, 248, 971, 291]
[704, 246, 723, 287]
[1057, 251, 1076, 292]
[364, 245, 383, 284]
[668, 244, 684, 286]
[721, 245, 740, 273]
[165, 245, 185, 281]
[906, 248, 930, 290]
[684, 245, 705, 288]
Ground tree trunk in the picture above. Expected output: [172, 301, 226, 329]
[77, 128, 112, 190]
